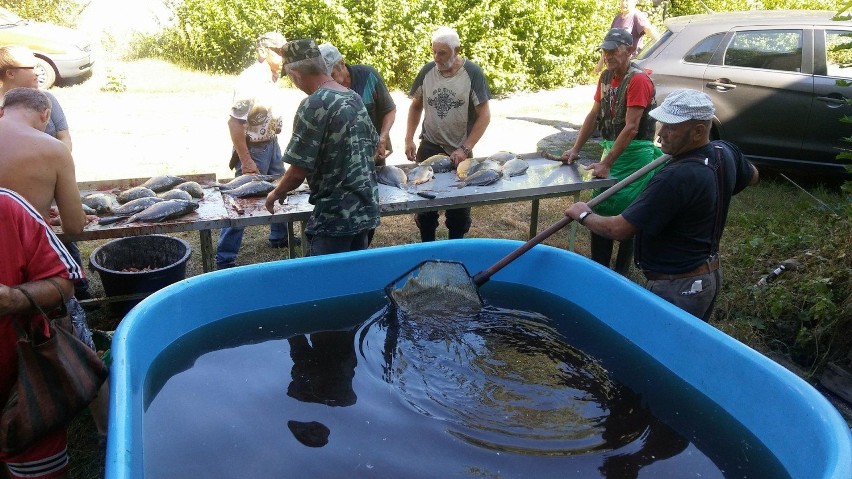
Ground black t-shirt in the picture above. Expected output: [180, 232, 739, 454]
[622, 141, 754, 273]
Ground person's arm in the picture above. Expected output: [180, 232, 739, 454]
[55, 129, 72, 151]
[265, 164, 308, 213]
[586, 105, 643, 178]
[228, 116, 259, 175]
[452, 101, 490, 165]
[565, 202, 637, 241]
[54, 148, 86, 235]
[0, 277, 74, 316]
[405, 96, 424, 162]
[561, 101, 601, 163]
[375, 108, 396, 166]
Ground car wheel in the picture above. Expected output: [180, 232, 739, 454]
[33, 57, 57, 89]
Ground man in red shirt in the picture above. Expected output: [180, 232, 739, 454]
[0, 187, 82, 479]
[561, 28, 661, 275]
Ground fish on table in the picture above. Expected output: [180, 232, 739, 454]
[466, 159, 502, 178]
[454, 169, 502, 188]
[98, 196, 168, 225]
[173, 181, 205, 198]
[116, 186, 156, 204]
[126, 199, 199, 223]
[420, 154, 453, 173]
[214, 174, 279, 190]
[407, 165, 434, 185]
[141, 175, 188, 193]
[377, 165, 407, 188]
[159, 189, 194, 201]
[486, 151, 518, 164]
[221, 179, 276, 198]
[81, 192, 118, 214]
[502, 158, 530, 178]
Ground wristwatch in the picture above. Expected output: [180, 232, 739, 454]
[578, 211, 592, 225]
[458, 145, 472, 156]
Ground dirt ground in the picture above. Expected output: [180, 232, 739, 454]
[52, 59, 596, 183]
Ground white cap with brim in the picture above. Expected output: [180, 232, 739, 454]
[318, 43, 344, 70]
[649, 89, 716, 124]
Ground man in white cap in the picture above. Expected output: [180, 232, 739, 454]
[217, 31, 291, 269]
[318, 42, 396, 166]
[566, 89, 759, 321]
[561, 27, 662, 275]
[404, 26, 492, 242]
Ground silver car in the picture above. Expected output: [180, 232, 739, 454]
[0, 6, 94, 89]
[636, 10, 852, 175]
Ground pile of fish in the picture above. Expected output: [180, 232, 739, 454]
[83, 174, 208, 225]
[375, 151, 531, 193]
[214, 174, 280, 198]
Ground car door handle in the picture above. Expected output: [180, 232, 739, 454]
[817, 94, 848, 108]
[706, 79, 736, 91]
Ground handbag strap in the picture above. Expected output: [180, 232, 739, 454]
[11, 279, 66, 340]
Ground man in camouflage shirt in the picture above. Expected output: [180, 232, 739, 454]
[265, 39, 380, 256]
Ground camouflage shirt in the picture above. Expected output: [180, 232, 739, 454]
[284, 87, 381, 236]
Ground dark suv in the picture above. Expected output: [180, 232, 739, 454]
[637, 10, 852, 175]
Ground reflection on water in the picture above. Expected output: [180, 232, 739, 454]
[142, 287, 790, 478]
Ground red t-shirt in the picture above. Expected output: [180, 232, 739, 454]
[594, 71, 654, 119]
[0, 188, 82, 401]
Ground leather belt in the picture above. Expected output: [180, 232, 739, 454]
[644, 257, 720, 281]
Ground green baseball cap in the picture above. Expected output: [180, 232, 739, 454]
[283, 39, 321, 65]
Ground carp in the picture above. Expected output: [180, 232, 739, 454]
[377, 165, 407, 188]
[502, 158, 530, 177]
[486, 151, 518, 164]
[159, 189, 194, 201]
[112, 196, 166, 216]
[126, 199, 199, 223]
[420, 154, 453, 173]
[466, 159, 502, 177]
[407, 165, 434, 185]
[142, 175, 188, 193]
[82, 204, 97, 215]
[117, 186, 156, 204]
[173, 181, 205, 198]
[454, 169, 501, 188]
[456, 158, 477, 180]
[215, 174, 278, 190]
[81, 193, 117, 215]
[221, 179, 276, 198]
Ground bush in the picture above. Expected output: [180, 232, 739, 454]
[0, 0, 80, 27]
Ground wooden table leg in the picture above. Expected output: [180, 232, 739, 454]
[529, 199, 540, 239]
[199, 229, 213, 272]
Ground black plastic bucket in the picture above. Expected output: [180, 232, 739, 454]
[90, 235, 192, 317]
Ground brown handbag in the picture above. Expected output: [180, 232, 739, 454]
[0, 281, 109, 454]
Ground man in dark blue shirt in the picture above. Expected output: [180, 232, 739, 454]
[566, 89, 759, 321]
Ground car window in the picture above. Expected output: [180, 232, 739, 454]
[683, 33, 724, 64]
[825, 30, 852, 77]
[724, 30, 803, 72]
[636, 30, 671, 60]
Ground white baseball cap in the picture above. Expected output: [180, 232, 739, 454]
[649, 89, 716, 124]
[318, 43, 344, 71]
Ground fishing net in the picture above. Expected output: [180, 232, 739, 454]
[386, 261, 484, 316]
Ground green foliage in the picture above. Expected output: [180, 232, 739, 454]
[127, 0, 612, 95]
[665, 0, 835, 16]
[715, 181, 851, 376]
[100, 69, 127, 93]
[0, 0, 80, 27]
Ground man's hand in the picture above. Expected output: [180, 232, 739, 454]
[404, 139, 417, 162]
[560, 148, 581, 165]
[264, 189, 287, 214]
[565, 201, 591, 223]
[585, 162, 611, 178]
[241, 158, 260, 175]
[450, 148, 467, 166]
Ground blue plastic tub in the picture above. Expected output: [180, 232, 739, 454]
[106, 239, 852, 478]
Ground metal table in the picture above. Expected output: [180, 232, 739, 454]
[58, 154, 615, 273]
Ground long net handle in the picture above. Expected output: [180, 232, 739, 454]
[473, 154, 671, 286]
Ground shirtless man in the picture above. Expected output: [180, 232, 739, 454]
[0, 87, 85, 234]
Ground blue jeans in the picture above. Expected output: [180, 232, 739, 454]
[216, 139, 288, 266]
